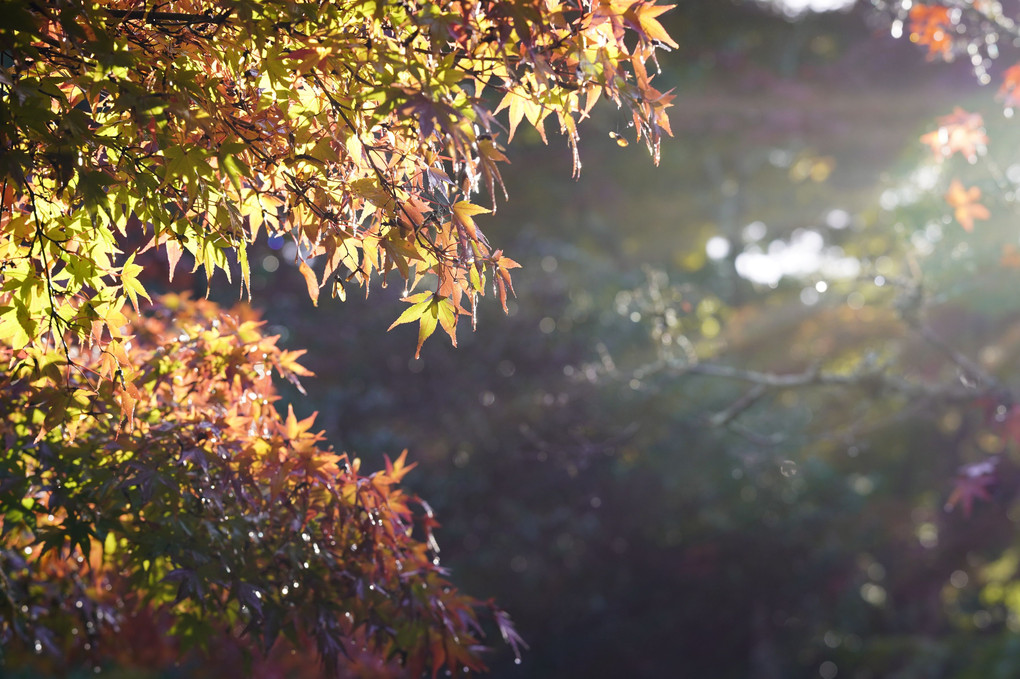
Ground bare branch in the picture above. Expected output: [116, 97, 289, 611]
[705, 383, 767, 428]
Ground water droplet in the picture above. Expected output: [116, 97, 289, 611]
[514, 658, 522, 665]
[780, 460, 798, 477]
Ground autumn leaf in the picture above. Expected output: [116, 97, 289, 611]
[999, 63, 1020, 107]
[165, 238, 183, 283]
[945, 179, 990, 232]
[495, 84, 551, 143]
[384, 449, 417, 483]
[435, 296, 459, 347]
[945, 458, 998, 517]
[908, 4, 954, 59]
[388, 292, 434, 330]
[415, 302, 439, 359]
[624, 2, 679, 49]
[388, 292, 450, 357]
[451, 201, 491, 241]
[120, 253, 151, 313]
[299, 260, 319, 307]
[920, 108, 987, 162]
[1001, 243, 1020, 269]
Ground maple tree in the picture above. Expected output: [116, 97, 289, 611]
[0, 0, 674, 674]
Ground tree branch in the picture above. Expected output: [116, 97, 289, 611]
[104, 9, 229, 25]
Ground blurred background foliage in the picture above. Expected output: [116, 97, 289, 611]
[136, 0, 1020, 676]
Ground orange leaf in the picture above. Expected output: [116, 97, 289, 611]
[920, 107, 987, 162]
[299, 260, 319, 306]
[451, 201, 490, 241]
[626, 2, 678, 49]
[384, 449, 417, 483]
[908, 4, 954, 59]
[945, 179, 990, 232]
[999, 63, 1020, 107]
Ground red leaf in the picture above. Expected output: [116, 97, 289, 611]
[945, 458, 998, 517]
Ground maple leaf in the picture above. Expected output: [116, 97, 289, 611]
[384, 449, 417, 483]
[624, 2, 679, 49]
[1001, 244, 1020, 269]
[919, 108, 987, 162]
[945, 179, 990, 232]
[945, 458, 998, 517]
[999, 63, 1020, 107]
[388, 292, 449, 358]
[495, 83, 551, 143]
[908, 4, 954, 59]
[120, 253, 152, 313]
[451, 201, 490, 241]
[298, 259, 319, 307]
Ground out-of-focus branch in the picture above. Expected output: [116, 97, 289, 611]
[907, 315, 997, 390]
[665, 360, 982, 401]
[705, 384, 767, 428]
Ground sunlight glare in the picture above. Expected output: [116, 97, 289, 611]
[735, 229, 860, 286]
[761, 0, 856, 17]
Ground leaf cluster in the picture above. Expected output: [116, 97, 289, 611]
[0, 294, 518, 674]
[0, 0, 673, 406]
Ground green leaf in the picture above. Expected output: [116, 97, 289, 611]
[120, 253, 151, 312]
[387, 292, 433, 330]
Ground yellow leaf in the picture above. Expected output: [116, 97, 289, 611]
[436, 297, 458, 347]
[452, 201, 490, 240]
[388, 292, 433, 330]
[120, 253, 152, 312]
[416, 305, 439, 359]
[165, 238, 183, 282]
